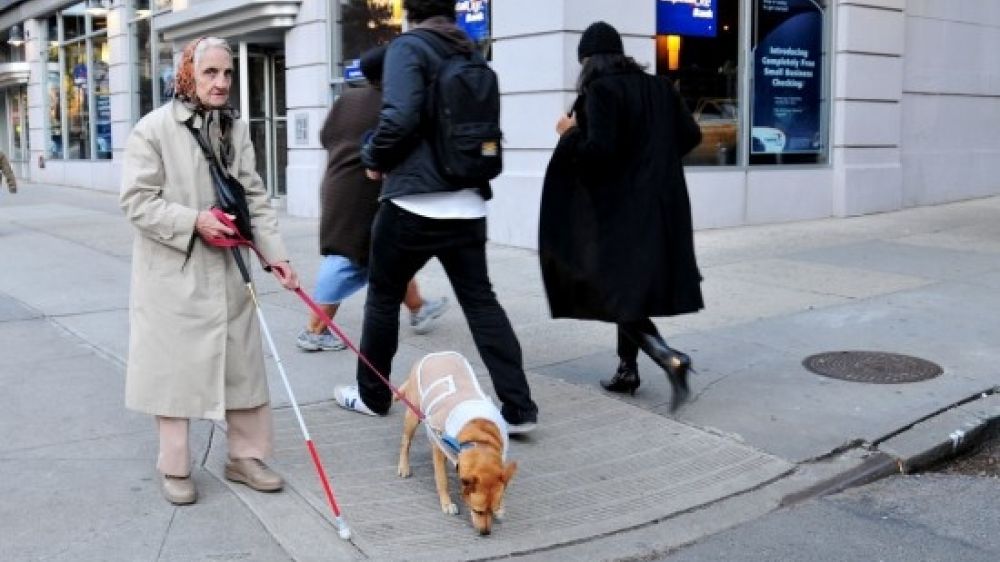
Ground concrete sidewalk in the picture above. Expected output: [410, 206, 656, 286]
[1, 183, 998, 561]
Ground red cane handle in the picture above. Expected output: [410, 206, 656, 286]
[206, 207, 272, 264]
[201, 207, 247, 249]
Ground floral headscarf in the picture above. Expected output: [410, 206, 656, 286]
[174, 37, 237, 170]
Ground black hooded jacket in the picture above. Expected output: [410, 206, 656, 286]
[360, 18, 492, 201]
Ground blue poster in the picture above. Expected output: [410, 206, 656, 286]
[344, 58, 363, 81]
[456, 0, 490, 43]
[657, 0, 717, 38]
[751, 0, 823, 154]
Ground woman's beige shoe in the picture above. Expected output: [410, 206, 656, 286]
[224, 458, 284, 492]
[161, 475, 197, 505]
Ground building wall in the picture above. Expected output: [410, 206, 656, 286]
[901, 0, 1000, 206]
[284, 0, 329, 218]
[6, 0, 1000, 248]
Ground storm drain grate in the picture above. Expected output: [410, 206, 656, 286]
[802, 351, 943, 384]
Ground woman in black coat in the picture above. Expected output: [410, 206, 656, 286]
[539, 22, 703, 411]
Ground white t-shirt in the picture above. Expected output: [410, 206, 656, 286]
[391, 188, 487, 219]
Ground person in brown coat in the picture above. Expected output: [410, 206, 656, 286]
[0, 149, 17, 194]
[296, 45, 448, 352]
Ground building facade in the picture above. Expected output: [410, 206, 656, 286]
[0, 0, 997, 249]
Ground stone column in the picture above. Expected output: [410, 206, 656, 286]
[831, 0, 905, 216]
[284, 0, 331, 217]
[25, 17, 46, 180]
[107, 1, 130, 164]
[488, 0, 655, 248]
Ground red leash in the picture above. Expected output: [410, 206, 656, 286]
[206, 209, 428, 423]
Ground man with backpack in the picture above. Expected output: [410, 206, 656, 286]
[333, 0, 539, 434]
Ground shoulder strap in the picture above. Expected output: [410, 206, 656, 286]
[183, 118, 224, 173]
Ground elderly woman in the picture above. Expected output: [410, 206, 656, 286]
[120, 37, 299, 505]
[539, 22, 703, 412]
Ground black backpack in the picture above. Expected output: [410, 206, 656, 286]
[411, 29, 503, 183]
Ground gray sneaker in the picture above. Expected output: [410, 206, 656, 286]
[295, 329, 346, 352]
[410, 297, 450, 335]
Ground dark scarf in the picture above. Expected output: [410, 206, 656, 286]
[181, 99, 238, 172]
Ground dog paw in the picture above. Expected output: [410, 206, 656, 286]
[493, 507, 506, 520]
[397, 465, 411, 478]
[441, 502, 459, 516]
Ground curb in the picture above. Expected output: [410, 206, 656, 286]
[876, 389, 999, 473]
[779, 387, 1000, 507]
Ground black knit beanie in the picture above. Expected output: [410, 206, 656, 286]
[577, 21, 624, 63]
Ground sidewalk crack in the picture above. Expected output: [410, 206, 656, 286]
[154, 508, 177, 561]
[199, 423, 216, 468]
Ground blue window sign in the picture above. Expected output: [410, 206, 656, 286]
[456, 0, 490, 43]
[344, 58, 363, 81]
[751, 0, 824, 155]
[657, 0, 717, 38]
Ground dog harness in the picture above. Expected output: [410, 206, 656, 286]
[415, 351, 509, 465]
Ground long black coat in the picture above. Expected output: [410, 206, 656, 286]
[539, 70, 704, 323]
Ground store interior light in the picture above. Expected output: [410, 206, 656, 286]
[666, 34, 681, 72]
[86, 0, 111, 16]
[7, 24, 24, 47]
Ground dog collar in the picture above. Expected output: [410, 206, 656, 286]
[442, 434, 480, 454]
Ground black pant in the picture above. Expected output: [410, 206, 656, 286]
[356, 203, 537, 423]
[617, 318, 664, 367]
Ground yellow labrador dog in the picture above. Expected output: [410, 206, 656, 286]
[396, 351, 518, 535]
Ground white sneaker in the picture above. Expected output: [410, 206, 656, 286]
[333, 385, 377, 416]
[296, 329, 346, 352]
[410, 297, 450, 335]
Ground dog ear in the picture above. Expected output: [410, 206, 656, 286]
[461, 476, 479, 494]
[502, 461, 518, 484]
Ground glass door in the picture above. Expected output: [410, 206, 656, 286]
[231, 48, 286, 198]
[4, 86, 29, 177]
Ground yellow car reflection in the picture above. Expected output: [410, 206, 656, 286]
[685, 97, 737, 166]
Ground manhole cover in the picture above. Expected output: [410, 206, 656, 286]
[802, 351, 943, 384]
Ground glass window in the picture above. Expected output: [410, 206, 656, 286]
[656, 0, 740, 166]
[338, 0, 403, 79]
[133, 17, 154, 117]
[158, 37, 175, 102]
[750, 0, 828, 165]
[46, 2, 113, 159]
[93, 35, 112, 159]
[91, 13, 108, 34]
[273, 54, 286, 118]
[0, 37, 25, 63]
[47, 16, 59, 44]
[10, 90, 26, 161]
[64, 41, 90, 159]
[62, 3, 87, 41]
[47, 45, 63, 159]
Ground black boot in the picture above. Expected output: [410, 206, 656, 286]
[600, 361, 640, 395]
[625, 328, 692, 412]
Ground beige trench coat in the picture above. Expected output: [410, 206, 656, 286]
[120, 100, 288, 420]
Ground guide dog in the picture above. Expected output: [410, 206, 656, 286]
[396, 351, 518, 535]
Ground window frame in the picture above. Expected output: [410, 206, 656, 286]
[127, 0, 175, 124]
[44, 1, 113, 161]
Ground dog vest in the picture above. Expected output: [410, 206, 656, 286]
[415, 351, 509, 465]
